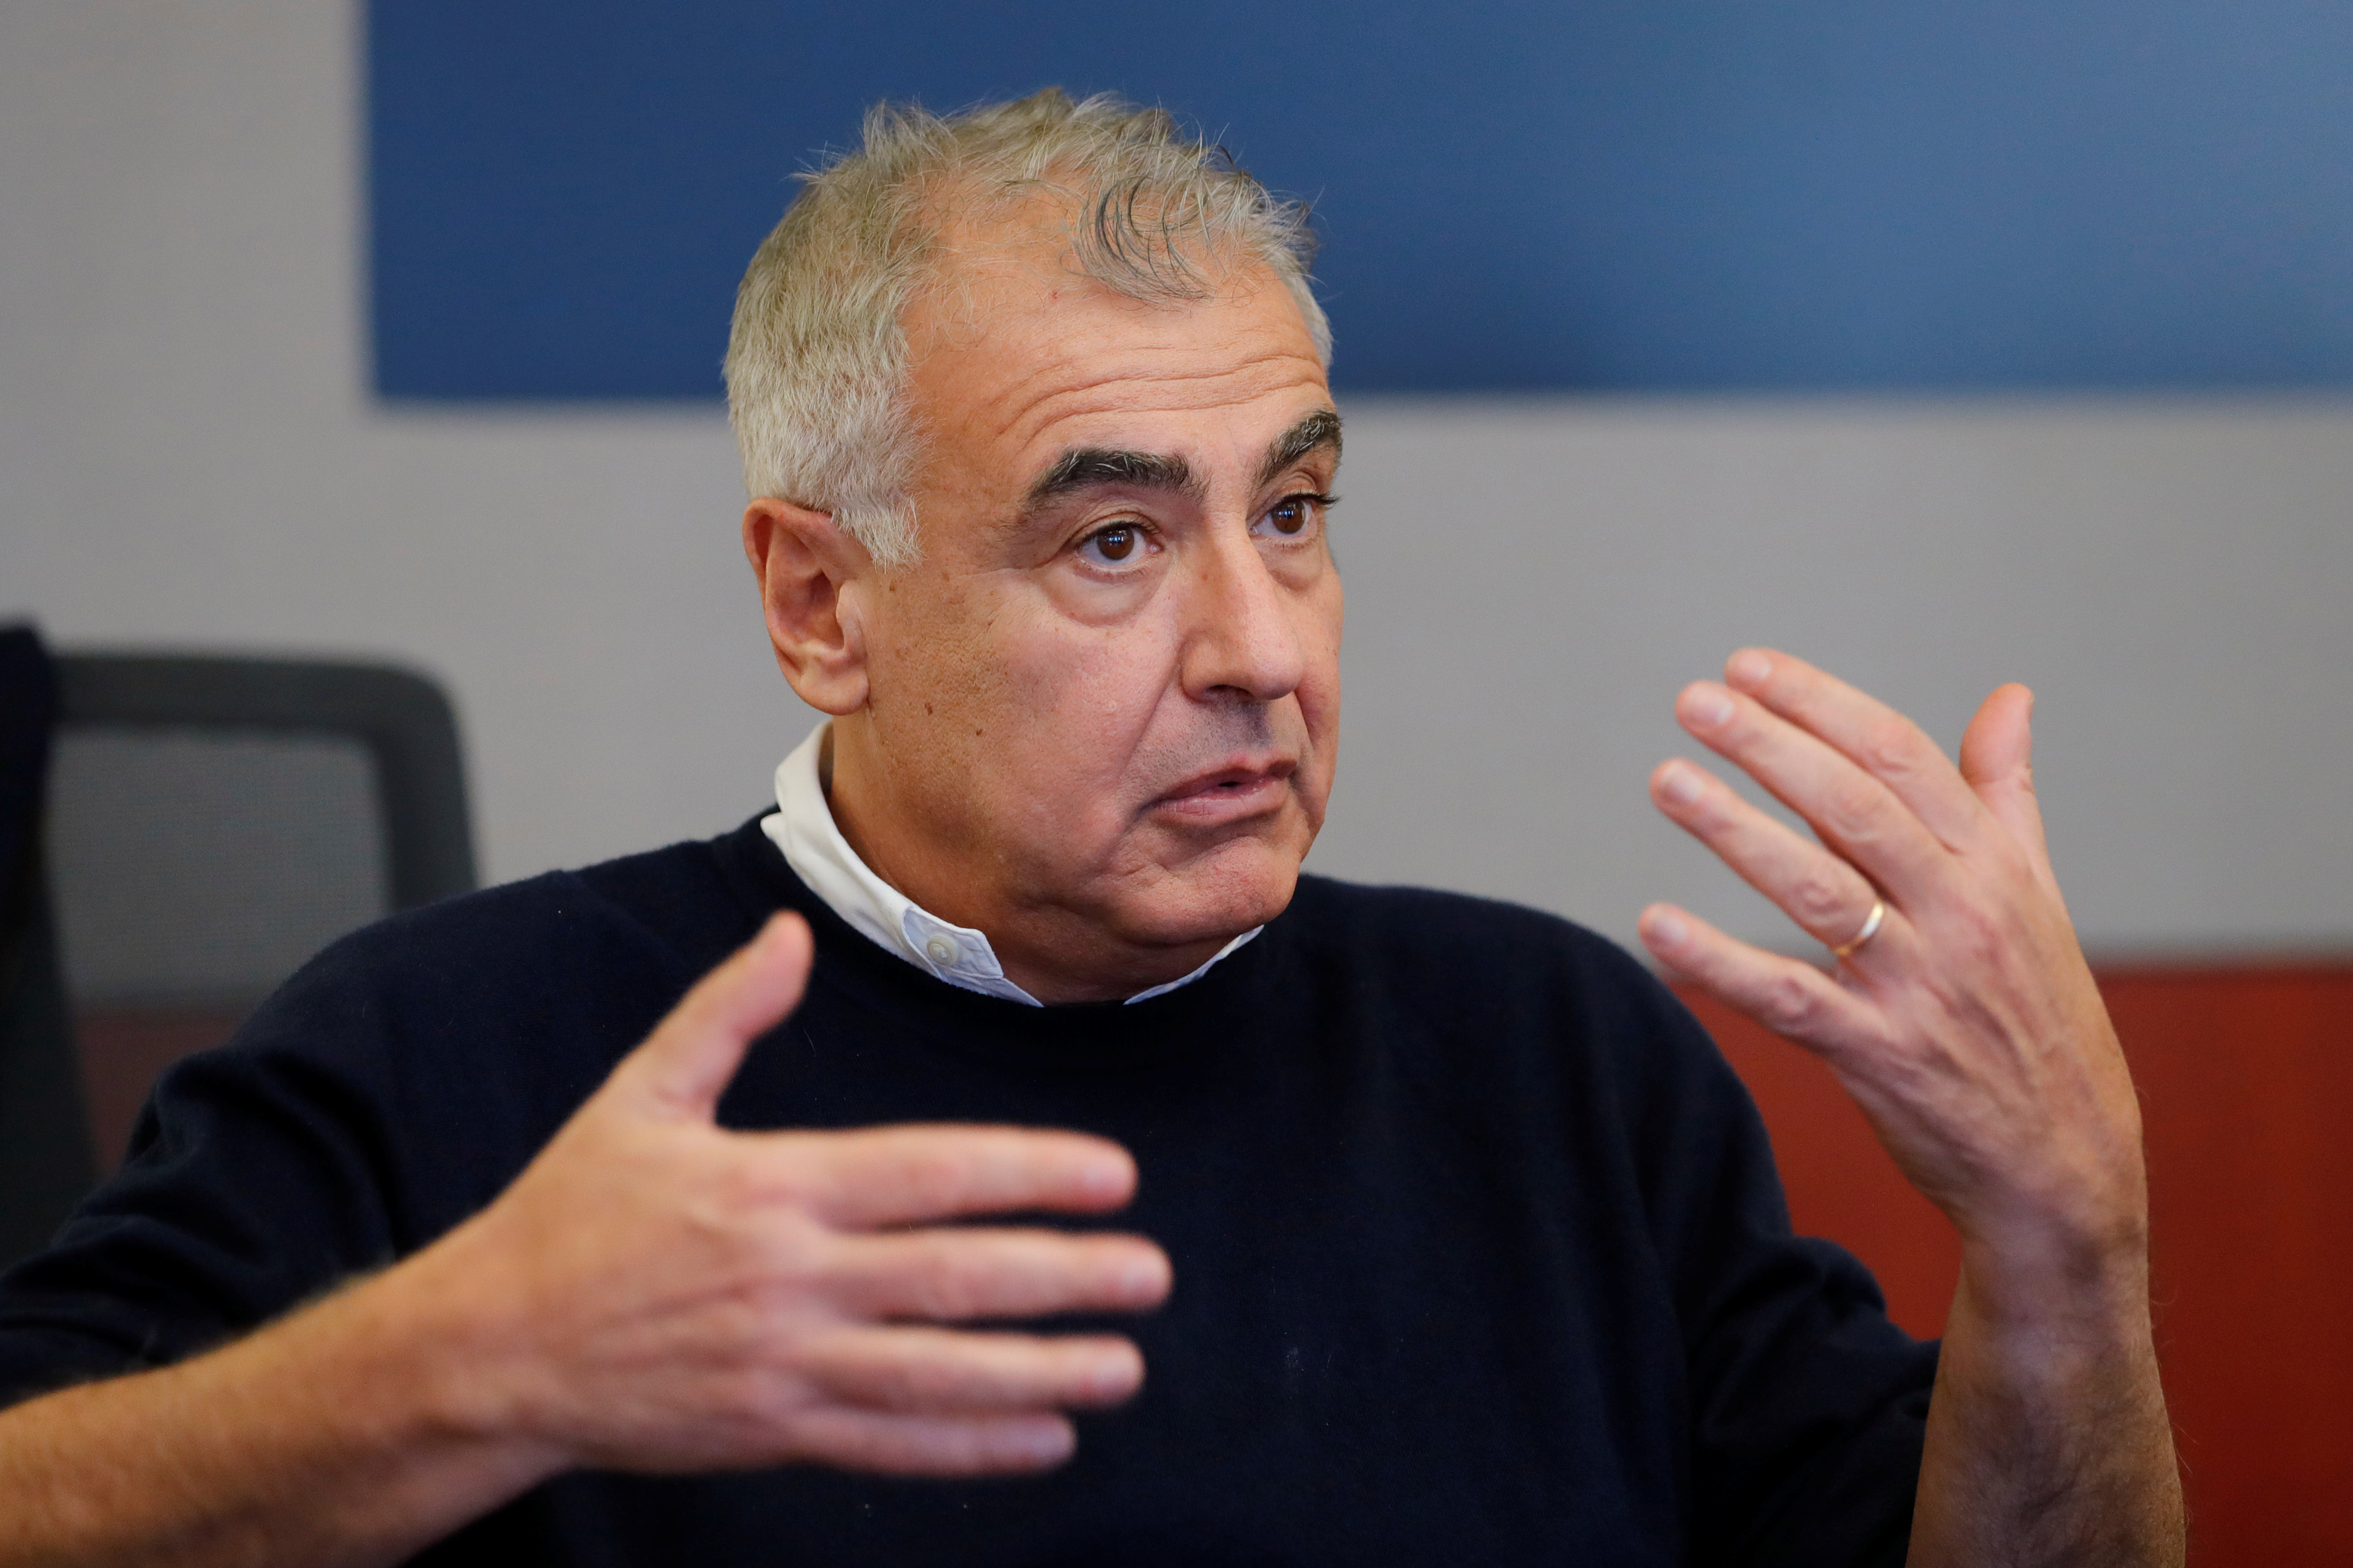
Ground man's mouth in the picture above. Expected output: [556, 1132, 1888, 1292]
[1152, 761, 1296, 823]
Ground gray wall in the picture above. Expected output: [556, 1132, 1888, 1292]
[1320, 398, 2353, 956]
[6, 0, 2350, 959]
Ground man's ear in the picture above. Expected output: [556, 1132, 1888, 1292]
[742, 498, 873, 715]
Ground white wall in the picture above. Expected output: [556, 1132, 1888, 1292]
[6, 0, 2349, 959]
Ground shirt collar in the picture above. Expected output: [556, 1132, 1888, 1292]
[759, 723, 1259, 1007]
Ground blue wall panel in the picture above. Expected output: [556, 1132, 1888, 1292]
[368, 2, 2353, 397]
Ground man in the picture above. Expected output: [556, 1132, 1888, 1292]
[0, 91, 2178, 1564]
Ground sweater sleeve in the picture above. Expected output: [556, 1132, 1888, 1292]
[0, 864, 694, 1412]
[0, 947, 416, 1408]
[1584, 938, 1937, 1568]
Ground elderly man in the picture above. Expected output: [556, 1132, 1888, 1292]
[0, 92, 2177, 1564]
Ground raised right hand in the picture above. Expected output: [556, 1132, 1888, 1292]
[405, 912, 1170, 1478]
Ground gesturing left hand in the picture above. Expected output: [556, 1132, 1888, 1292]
[1636, 647, 2147, 1280]
[1641, 649, 2185, 1562]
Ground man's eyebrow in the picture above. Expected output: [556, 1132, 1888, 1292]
[1255, 408, 1343, 489]
[1026, 447, 1203, 507]
[1021, 408, 1342, 511]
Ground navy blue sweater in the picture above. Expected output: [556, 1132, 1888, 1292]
[0, 816, 1934, 1565]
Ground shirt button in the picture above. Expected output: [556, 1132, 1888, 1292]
[924, 935, 959, 966]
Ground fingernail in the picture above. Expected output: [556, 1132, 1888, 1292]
[1119, 1256, 1168, 1301]
[1643, 908, 1689, 947]
[1658, 762, 1703, 807]
[1727, 648, 1772, 688]
[1092, 1350, 1142, 1397]
[1025, 1421, 1076, 1463]
[1683, 685, 1733, 728]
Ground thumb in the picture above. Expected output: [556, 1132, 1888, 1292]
[1958, 683, 2053, 878]
[616, 912, 814, 1120]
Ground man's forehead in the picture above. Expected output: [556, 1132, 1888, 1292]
[901, 208, 1332, 526]
[910, 252, 1293, 364]
[908, 194, 1308, 358]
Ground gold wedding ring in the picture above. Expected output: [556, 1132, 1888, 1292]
[1831, 899, 1886, 960]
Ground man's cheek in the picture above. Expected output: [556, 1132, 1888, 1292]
[1005, 636, 1168, 744]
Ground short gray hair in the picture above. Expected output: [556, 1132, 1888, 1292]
[724, 89, 1331, 566]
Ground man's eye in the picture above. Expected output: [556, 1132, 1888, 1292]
[1257, 493, 1331, 538]
[1079, 522, 1145, 566]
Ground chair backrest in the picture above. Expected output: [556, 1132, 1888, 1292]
[41, 653, 475, 1178]
[0, 629, 91, 1270]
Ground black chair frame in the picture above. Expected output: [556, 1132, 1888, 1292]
[55, 654, 476, 908]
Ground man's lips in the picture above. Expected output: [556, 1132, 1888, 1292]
[1151, 761, 1297, 822]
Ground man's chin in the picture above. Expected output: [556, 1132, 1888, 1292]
[1109, 835, 1305, 950]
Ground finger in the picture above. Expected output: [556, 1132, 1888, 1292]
[1649, 758, 1895, 954]
[764, 1125, 1139, 1228]
[801, 1326, 1144, 1412]
[1637, 903, 1880, 1063]
[615, 914, 813, 1119]
[1957, 682, 2055, 881]
[790, 1407, 1078, 1475]
[825, 1226, 1171, 1322]
[1721, 648, 1990, 853]
[1674, 679, 1950, 898]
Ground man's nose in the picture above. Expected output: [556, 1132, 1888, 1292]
[1178, 530, 1307, 706]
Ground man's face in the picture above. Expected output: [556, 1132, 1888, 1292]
[827, 225, 1342, 999]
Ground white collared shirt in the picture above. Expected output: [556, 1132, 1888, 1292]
[759, 723, 1260, 1006]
